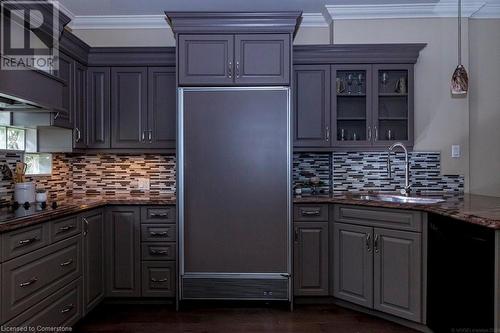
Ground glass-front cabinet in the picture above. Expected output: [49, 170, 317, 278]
[332, 65, 372, 147]
[373, 64, 413, 147]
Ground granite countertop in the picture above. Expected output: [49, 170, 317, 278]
[294, 192, 500, 230]
[0, 194, 176, 233]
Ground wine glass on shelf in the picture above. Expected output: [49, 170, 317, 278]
[357, 73, 363, 94]
[381, 72, 389, 93]
[347, 74, 353, 95]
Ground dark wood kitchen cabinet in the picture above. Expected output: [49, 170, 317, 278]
[111, 67, 148, 149]
[105, 206, 141, 297]
[73, 62, 87, 149]
[178, 34, 290, 86]
[333, 222, 374, 308]
[82, 209, 105, 314]
[294, 222, 329, 296]
[293, 65, 331, 147]
[87, 67, 111, 149]
[54, 52, 74, 129]
[148, 67, 176, 149]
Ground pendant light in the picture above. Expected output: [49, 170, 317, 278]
[451, 0, 469, 96]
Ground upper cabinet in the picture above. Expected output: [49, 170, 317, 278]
[178, 34, 290, 86]
[73, 62, 87, 149]
[87, 67, 111, 149]
[168, 12, 300, 87]
[148, 67, 176, 149]
[293, 44, 425, 150]
[54, 53, 74, 129]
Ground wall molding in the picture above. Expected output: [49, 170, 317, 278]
[300, 13, 329, 27]
[471, 3, 500, 18]
[69, 15, 169, 30]
[325, 1, 488, 20]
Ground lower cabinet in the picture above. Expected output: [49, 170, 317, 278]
[333, 222, 422, 322]
[105, 206, 141, 297]
[141, 261, 176, 297]
[293, 222, 329, 296]
[82, 209, 105, 314]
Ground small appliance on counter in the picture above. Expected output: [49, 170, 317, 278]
[35, 189, 48, 203]
[14, 182, 35, 204]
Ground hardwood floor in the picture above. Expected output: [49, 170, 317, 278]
[74, 303, 418, 333]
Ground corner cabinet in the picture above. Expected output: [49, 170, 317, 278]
[178, 34, 290, 86]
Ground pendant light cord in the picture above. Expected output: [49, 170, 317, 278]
[458, 0, 462, 65]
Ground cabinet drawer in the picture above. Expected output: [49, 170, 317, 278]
[5, 279, 82, 329]
[141, 242, 176, 261]
[141, 206, 175, 224]
[334, 204, 422, 232]
[294, 204, 329, 222]
[1, 224, 50, 262]
[141, 224, 175, 242]
[50, 216, 80, 243]
[141, 261, 175, 297]
[1, 235, 81, 321]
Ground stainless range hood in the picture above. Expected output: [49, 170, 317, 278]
[0, 95, 46, 112]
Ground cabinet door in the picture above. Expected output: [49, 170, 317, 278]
[372, 64, 414, 147]
[111, 67, 148, 148]
[73, 62, 87, 148]
[293, 65, 331, 147]
[178, 35, 234, 86]
[105, 207, 141, 297]
[331, 65, 372, 147]
[373, 228, 422, 322]
[333, 223, 373, 308]
[234, 34, 290, 85]
[82, 209, 105, 314]
[87, 67, 111, 149]
[147, 67, 176, 149]
[294, 222, 329, 296]
[54, 52, 73, 129]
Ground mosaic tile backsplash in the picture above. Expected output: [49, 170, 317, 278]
[293, 151, 464, 194]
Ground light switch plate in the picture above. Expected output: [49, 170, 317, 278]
[137, 178, 150, 190]
[451, 145, 460, 158]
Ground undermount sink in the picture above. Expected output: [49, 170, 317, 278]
[354, 194, 446, 205]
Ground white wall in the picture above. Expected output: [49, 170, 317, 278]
[333, 18, 470, 189]
[468, 19, 500, 197]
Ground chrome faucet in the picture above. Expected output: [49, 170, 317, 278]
[387, 142, 412, 196]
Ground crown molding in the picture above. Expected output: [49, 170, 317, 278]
[325, 1, 487, 20]
[471, 3, 500, 18]
[69, 15, 169, 30]
[300, 13, 329, 27]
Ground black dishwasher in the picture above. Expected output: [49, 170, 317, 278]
[428, 214, 495, 332]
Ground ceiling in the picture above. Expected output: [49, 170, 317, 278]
[59, 0, 439, 16]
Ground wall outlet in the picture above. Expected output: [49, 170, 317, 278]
[451, 145, 461, 158]
[137, 178, 150, 190]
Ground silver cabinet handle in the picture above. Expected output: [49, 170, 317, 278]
[301, 209, 321, 216]
[150, 213, 168, 218]
[60, 259, 73, 267]
[150, 231, 168, 237]
[18, 237, 39, 247]
[60, 304, 74, 314]
[150, 248, 169, 255]
[54, 112, 60, 120]
[151, 277, 168, 283]
[294, 229, 299, 242]
[148, 130, 152, 143]
[326, 125, 330, 141]
[374, 126, 378, 141]
[82, 217, 89, 237]
[228, 61, 233, 79]
[236, 61, 240, 78]
[56, 225, 75, 234]
[366, 233, 372, 252]
[75, 128, 81, 142]
[374, 234, 380, 253]
[19, 277, 38, 288]
[368, 127, 372, 141]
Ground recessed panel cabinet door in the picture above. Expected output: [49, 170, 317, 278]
[178, 35, 234, 86]
[148, 67, 176, 149]
[293, 65, 331, 147]
[87, 67, 111, 149]
[333, 223, 373, 308]
[373, 228, 422, 322]
[82, 209, 105, 314]
[111, 67, 148, 148]
[294, 222, 329, 296]
[105, 207, 141, 297]
[74, 62, 87, 148]
[54, 52, 74, 129]
[234, 34, 290, 85]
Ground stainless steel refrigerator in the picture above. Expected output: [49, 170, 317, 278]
[178, 86, 291, 302]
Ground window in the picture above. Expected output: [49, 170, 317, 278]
[0, 126, 25, 151]
[24, 153, 52, 176]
